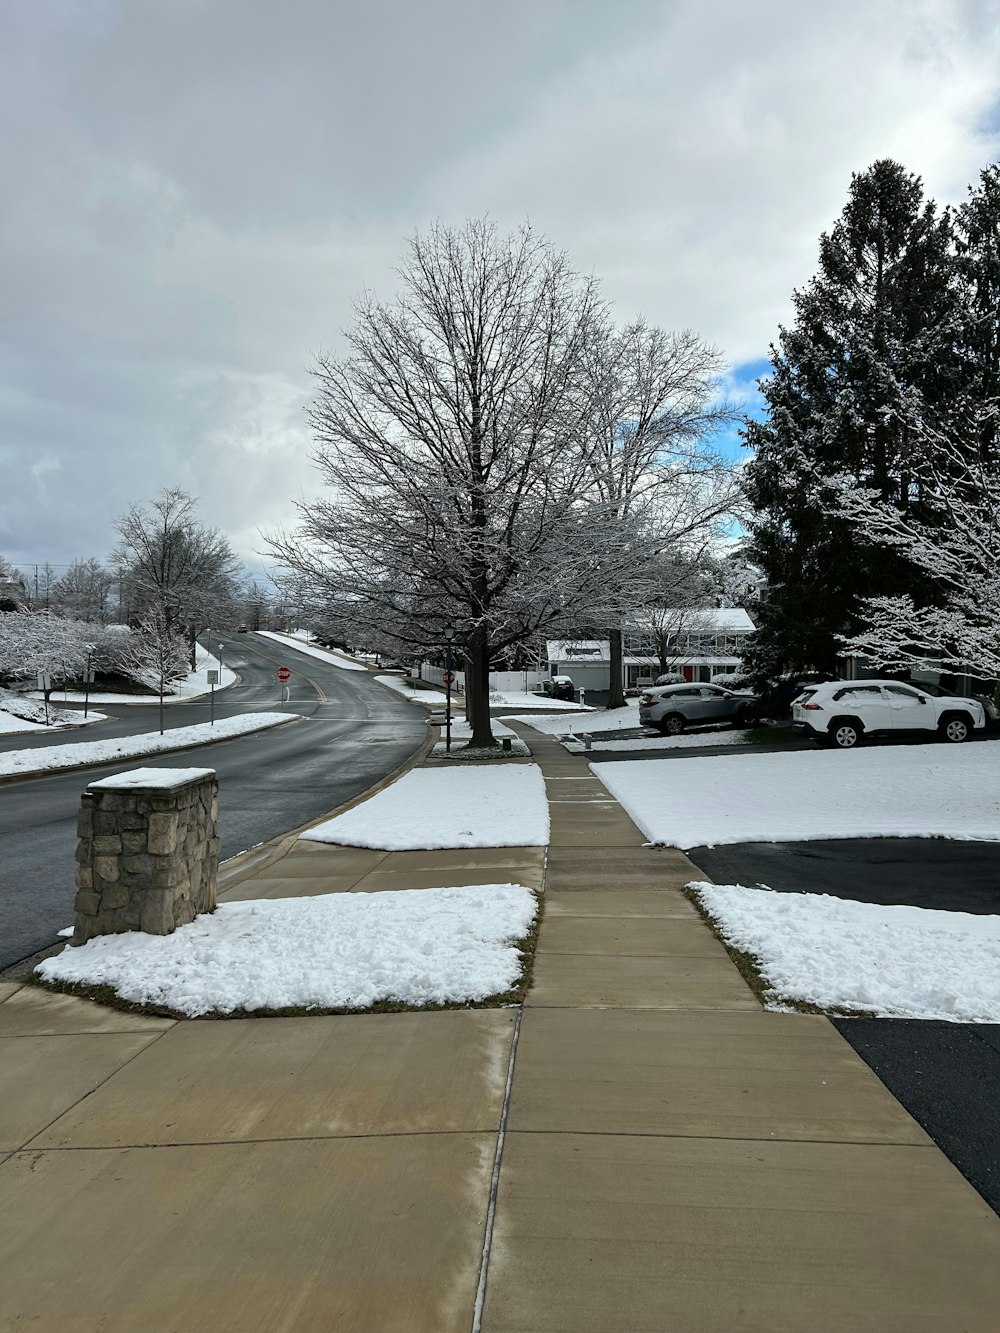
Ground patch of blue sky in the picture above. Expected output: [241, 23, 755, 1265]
[712, 356, 771, 462]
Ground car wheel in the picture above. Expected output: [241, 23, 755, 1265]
[939, 715, 970, 744]
[658, 714, 685, 736]
[829, 720, 862, 749]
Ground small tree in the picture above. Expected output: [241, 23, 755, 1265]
[113, 488, 241, 663]
[113, 613, 190, 734]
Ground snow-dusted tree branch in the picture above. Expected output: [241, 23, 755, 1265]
[836, 399, 1000, 678]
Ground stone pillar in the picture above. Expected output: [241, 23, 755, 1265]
[73, 767, 220, 945]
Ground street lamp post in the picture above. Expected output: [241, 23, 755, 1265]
[444, 625, 455, 753]
[83, 644, 96, 719]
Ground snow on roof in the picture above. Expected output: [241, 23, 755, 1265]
[546, 640, 609, 661]
[627, 608, 756, 633]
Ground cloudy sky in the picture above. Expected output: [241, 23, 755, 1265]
[2, 0, 998, 579]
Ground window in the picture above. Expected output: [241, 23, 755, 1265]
[884, 685, 924, 700]
[833, 686, 884, 701]
[698, 686, 724, 698]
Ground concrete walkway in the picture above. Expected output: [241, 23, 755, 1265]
[1, 730, 999, 1330]
[478, 728, 1000, 1332]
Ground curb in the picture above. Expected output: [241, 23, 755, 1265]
[217, 723, 439, 890]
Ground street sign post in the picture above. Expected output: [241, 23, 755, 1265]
[277, 665, 291, 703]
[207, 668, 219, 725]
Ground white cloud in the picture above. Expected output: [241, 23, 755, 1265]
[1, 0, 997, 565]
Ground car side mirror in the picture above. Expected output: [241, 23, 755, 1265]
[917, 697, 926, 704]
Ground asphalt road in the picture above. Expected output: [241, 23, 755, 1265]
[0, 635, 428, 971]
[687, 837, 1000, 1216]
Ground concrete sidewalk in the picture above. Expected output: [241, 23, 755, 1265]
[1, 730, 999, 1330]
[478, 729, 1000, 1331]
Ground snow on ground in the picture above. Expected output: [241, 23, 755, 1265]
[302, 764, 549, 849]
[39, 646, 237, 704]
[592, 744, 1000, 849]
[429, 716, 529, 757]
[0, 712, 298, 778]
[495, 692, 595, 711]
[257, 630, 368, 670]
[691, 882, 1000, 1022]
[506, 706, 626, 735]
[37, 885, 539, 1017]
[0, 705, 107, 734]
[564, 728, 752, 753]
[376, 674, 449, 705]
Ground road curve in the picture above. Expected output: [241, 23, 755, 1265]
[0, 634, 428, 970]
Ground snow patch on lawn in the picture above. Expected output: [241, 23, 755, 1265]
[506, 706, 624, 734]
[592, 744, 1000, 848]
[376, 674, 448, 705]
[0, 712, 298, 778]
[690, 881, 1000, 1022]
[0, 688, 107, 732]
[39, 646, 236, 704]
[490, 691, 594, 711]
[38, 886, 539, 1017]
[302, 764, 549, 849]
[564, 728, 751, 753]
[257, 631, 368, 670]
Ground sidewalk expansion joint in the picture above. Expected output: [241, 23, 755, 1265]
[16, 1023, 175, 1153]
[18, 1129, 504, 1152]
[503, 1128, 941, 1147]
[472, 1002, 524, 1333]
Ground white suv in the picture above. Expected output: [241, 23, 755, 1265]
[792, 680, 986, 749]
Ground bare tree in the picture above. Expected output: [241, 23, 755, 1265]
[113, 488, 241, 662]
[268, 220, 647, 746]
[113, 613, 190, 734]
[52, 558, 114, 623]
[580, 320, 741, 706]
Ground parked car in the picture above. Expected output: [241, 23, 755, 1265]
[549, 675, 576, 702]
[638, 682, 759, 735]
[791, 680, 986, 749]
[236, 624, 249, 633]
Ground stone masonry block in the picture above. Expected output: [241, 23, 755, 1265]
[92, 834, 123, 856]
[100, 882, 130, 911]
[74, 889, 101, 916]
[147, 811, 179, 855]
[140, 890, 175, 935]
[93, 855, 120, 882]
[75, 866, 93, 890]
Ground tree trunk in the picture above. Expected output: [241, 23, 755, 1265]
[467, 625, 496, 748]
[606, 627, 626, 709]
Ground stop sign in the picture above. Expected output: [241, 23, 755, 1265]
[442, 670, 455, 685]
[276, 666, 291, 682]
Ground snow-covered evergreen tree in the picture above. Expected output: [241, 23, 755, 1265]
[742, 159, 963, 679]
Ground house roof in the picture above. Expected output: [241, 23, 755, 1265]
[627, 607, 756, 633]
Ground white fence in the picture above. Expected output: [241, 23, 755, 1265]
[420, 664, 549, 695]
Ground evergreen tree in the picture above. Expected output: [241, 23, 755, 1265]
[742, 159, 962, 679]
[954, 164, 1000, 459]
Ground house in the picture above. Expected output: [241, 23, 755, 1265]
[547, 609, 757, 700]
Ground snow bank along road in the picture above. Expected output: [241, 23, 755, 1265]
[0, 633, 429, 972]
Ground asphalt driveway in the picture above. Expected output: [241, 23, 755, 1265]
[686, 837, 1000, 1216]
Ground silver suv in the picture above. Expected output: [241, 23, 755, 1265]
[638, 683, 758, 735]
[792, 680, 985, 748]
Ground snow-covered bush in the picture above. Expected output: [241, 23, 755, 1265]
[711, 671, 755, 691]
